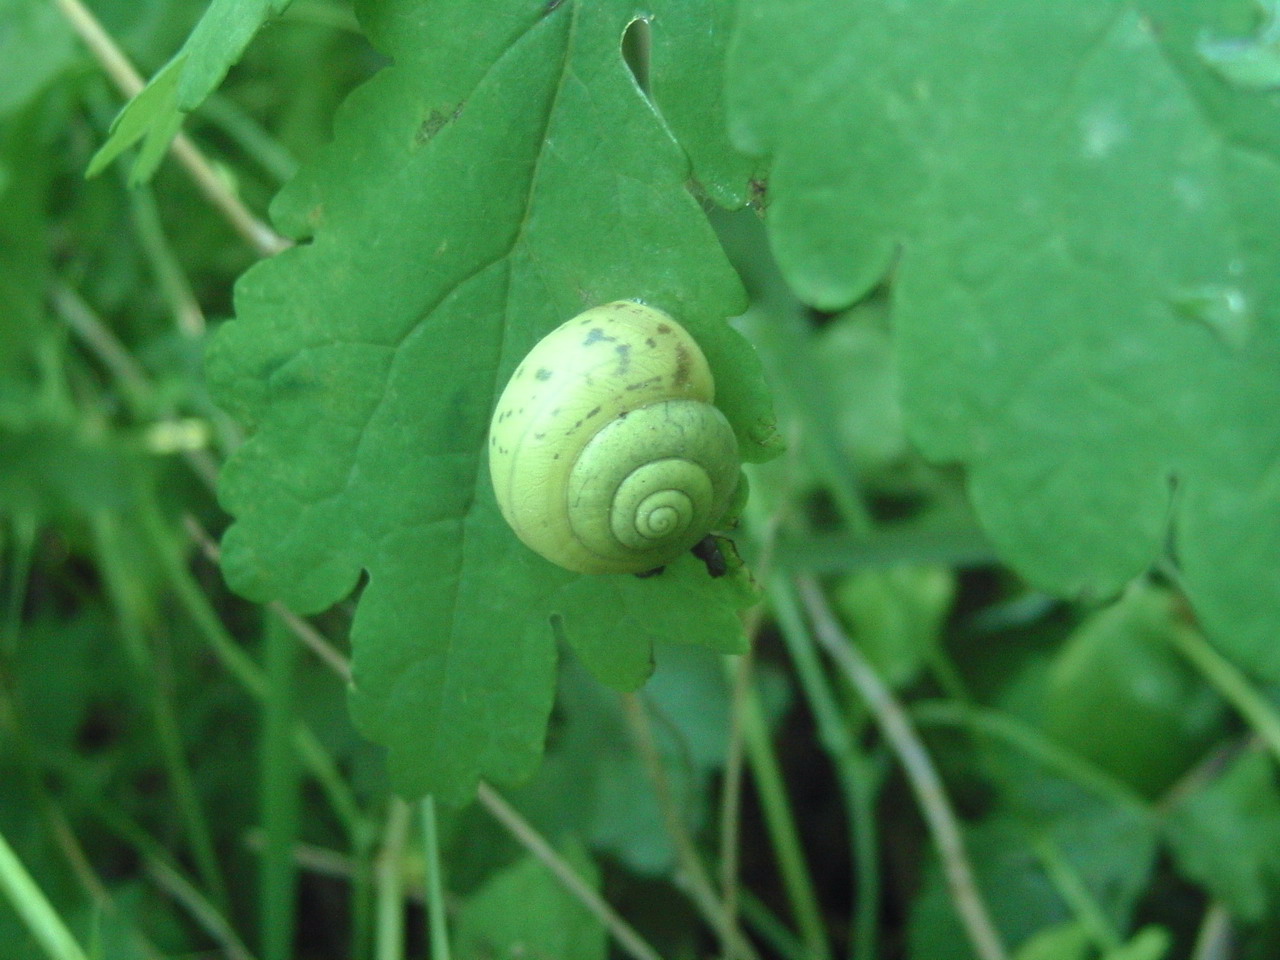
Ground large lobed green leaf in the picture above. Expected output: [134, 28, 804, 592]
[208, 0, 776, 802]
[728, 0, 1280, 676]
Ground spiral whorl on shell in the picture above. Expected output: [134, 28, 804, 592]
[488, 301, 740, 575]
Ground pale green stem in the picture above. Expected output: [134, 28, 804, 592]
[125, 183, 206, 336]
[51, 0, 288, 255]
[145, 856, 257, 960]
[910, 701, 1148, 814]
[768, 574, 880, 960]
[797, 575, 1009, 960]
[1167, 623, 1280, 767]
[1032, 837, 1121, 952]
[139, 493, 364, 839]
[0, 828, 89, 960]
[420, 798, 451, 960]
[375, 800, 411, 960]
[92, 512, 228, 908]
[737, 677, 835, 960]
[622, 693, 762, 960]
[476, 783, 666, 960]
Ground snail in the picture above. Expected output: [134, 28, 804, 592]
[488, 301, 741, 575]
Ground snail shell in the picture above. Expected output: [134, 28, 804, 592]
[488, 301, 740, 575]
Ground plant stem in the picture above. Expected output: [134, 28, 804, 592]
[420, 798, 451, 960]
[1167, 622, 1280, 767]
[260, 617, 302, 960]
[125, 183, 206, 336]
[736, 888, 808, 960]
[0, 829, 89, 960]
[735, 677, 834, 960]
[139, 493, 364, 840]
[1032, 838, 1121, 952]
[92, 512, 229, 909]
[183, 514, 354, 683]
[2, 515, 37, 656]
[374, 800, 411, 960]
[51, 0, 289, 257]
[768, 574, 880, 960]
[1190, 902, 1233, 960]
[719, 649, 752, 938]
[910, 701, 1148, 814]
[622, 693, 762, 960]
[476, 782, 666, 960]
[145, 856, 257, 960]
[797, 575, 1009, 960]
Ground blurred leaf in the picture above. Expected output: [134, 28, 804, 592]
[815, 302, 910, 474]
[1198, 2, 1280, 91]
[1166, 748, 1280, 922]
[832, 564, 954, 689]
[0, 0, 75, 118]
[1011, 924, 1172, 960]
[0, 429, 145, 521]
[728, 0, 1280, 679]
[0, 104, 58, 430]
[454, 841, 605, 960]
[208, 0, 778, 802]
[1104, 926, 1171, 960]
[513, 645, 734, 875]
[909, 798, 1156, 960]
[89, 0, 295, 182]
[1043, 583, 1225, 797]
[1012, 922, 1090, 960]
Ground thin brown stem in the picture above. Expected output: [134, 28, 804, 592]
[623, 693, 763, 960]
[797, 575, 1008, 960]
[183, 514, 354, 683]
[718, 650, 751, 934]
[51, 0, 289, 257]
[476, 783, 665, 960]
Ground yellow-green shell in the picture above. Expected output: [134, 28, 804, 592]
[488, 301, 740, 574]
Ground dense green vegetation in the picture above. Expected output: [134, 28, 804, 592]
[2, 1, 1279, 959]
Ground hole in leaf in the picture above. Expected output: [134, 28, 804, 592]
[622, 18, 652, 96]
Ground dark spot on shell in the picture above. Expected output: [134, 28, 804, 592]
[583, 327, 616, 346]
[614, 343, 631, 373]
[534, 432, 545, 439]
[535, 368, 552, 381]
[673, 344, 691, 387]
[553, 453, 561, 460]
[645, 337, 656, 348]
[585, 406, 601, 419]
[516, 365, 525, 377]
[625, 376, 662, 392]
[656, 323, 672, 334]
[551, 407, 561, 416]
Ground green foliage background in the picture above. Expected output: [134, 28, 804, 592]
[2, 1, 1279, 959]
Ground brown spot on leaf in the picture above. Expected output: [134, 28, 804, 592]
[416, 102, 465, 144]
